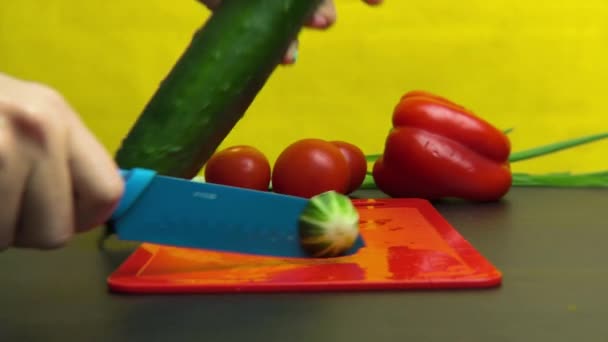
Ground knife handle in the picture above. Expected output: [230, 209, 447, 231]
[110, 168, 157, 222]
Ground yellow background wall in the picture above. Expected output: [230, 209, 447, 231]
[1, 0, 607, 175]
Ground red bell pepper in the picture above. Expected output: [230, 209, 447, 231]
[372, 90, 512, 201]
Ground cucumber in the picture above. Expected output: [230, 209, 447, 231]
[100, 0, 322, 242]
[298, 191, 361, 258]
[115, 0, 322, 178]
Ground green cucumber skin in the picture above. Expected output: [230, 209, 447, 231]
[115, 0, 322, 178]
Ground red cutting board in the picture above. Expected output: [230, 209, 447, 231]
[107, 198, 502, 293]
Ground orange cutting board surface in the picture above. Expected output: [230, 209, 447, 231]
[107, 198, 502, 293]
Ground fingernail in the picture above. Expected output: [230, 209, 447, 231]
[312, 13, 328, 28]
[284, 42, 298, 65]
[292, 47, 299, 63]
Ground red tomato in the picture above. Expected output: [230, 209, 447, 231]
[204, 145, 271, 191]
[272, 139, 350, 198]
[330, 141, 368, 193]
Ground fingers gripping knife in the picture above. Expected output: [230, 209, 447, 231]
[105, 168, 365, 258]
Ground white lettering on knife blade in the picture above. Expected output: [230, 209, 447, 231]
[192, 192, 218, 200]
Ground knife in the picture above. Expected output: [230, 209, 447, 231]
[106, 168, 365, 258]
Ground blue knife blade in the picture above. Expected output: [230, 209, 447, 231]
[107, 168, 364, 258]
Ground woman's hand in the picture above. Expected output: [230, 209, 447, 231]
[198, 0, 383, 64]
[0, 73, 124, 251]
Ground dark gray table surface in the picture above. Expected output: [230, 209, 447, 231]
[2, 188, 607, 342]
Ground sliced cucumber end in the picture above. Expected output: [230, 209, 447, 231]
[298, 191, 360, 258]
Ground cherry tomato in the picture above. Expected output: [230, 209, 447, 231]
[272, 139, 350, 198]
[330, 141, 367, 193]
[204, 145, 271, 191]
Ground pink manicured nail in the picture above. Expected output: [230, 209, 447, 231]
[311, 14, 328, 28]
[282, 44, 299, 65]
